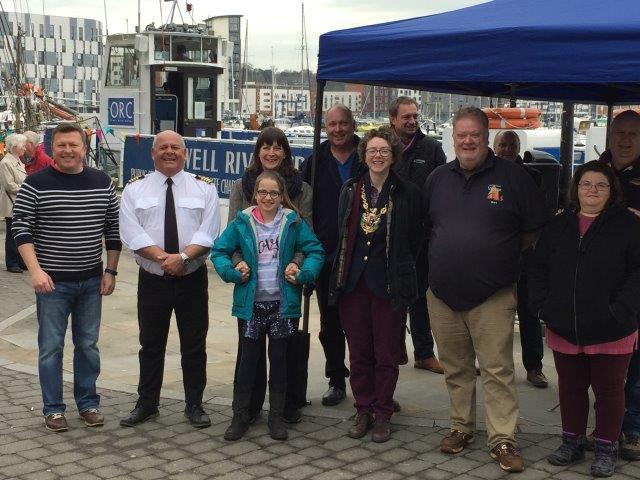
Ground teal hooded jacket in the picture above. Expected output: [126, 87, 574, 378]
[211, 206, 324, 322]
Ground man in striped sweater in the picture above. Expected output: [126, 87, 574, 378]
[12, 123, 121, 433]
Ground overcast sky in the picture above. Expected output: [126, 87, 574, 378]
[3, 0, 488, 70]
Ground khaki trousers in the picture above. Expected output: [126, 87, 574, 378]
[427, 286, 518, 448]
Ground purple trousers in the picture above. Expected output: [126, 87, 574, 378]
[339, 279, 404, 421]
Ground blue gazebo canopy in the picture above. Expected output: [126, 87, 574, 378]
[317, 0, 640, 104]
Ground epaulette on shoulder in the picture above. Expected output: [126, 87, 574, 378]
[195, 175, 214, 185]
[127, 174, 145, 184]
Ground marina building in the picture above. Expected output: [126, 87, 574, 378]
[0, 11, 103, 113]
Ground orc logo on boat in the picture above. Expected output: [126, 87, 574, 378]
[108, 98, 135, 126]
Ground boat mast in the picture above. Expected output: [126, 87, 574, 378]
[239, 19, 248, 116]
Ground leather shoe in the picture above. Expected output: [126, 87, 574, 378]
[527, 369, 549, 388]
[120, 406, 159, 427]
[348, 412, 373, 439]
[79, 408, 104, 427]
[414, 357, 444, 374]
[6, 266, 23, 273]
[185, 404, 211, 428]
[372, 419, 391, 443]
[321, 386, 346, 406]
[284, 408, 302, 424]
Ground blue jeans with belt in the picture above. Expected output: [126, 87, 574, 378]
[36, 275, 102, 416]
[623, 348, 640, 438]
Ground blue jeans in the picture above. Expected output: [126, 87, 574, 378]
[623, 348, 640, 437]
[36, 275, 102, 416]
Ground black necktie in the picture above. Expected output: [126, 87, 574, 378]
[164, 178, 179, 254]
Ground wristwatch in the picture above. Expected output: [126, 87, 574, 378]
[180, 252, 191, 266]
[104, 268, 118, 276]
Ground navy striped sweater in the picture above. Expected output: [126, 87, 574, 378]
[12, 166, 122, 282]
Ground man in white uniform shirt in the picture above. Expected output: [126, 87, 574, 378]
[119, 130, 220, 428]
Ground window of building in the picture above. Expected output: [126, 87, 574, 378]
[49, 25, 54, 38]
[77, 80, 83, 92]
[59, 26, 62, 38]
[30, 23, 34, 36]
[61, 39, 66, 52]
[78, 27, 83, 40]
[0, 37, 4, 49]
[105, 45, 139, 86]
[8, 22, 13, 35]
[70, 27, 75, 40]
[38, 51, 44, 63]
[39, 24, 44, 38]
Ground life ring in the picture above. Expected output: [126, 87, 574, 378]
[483, 108, 541, 120]
[488, 118, 541, 129]
[612, 108, 640, 118]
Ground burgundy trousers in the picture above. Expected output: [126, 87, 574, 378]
[553, 350, 632, 442]
[339, 279, 404, 421]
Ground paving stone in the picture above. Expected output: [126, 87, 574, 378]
[346, 457, 389, 474]
[280, 464, 325, 479]
[0, 460, 49, 477]
[233, 448, 277, 465]
[214, 472, 255, 480]
[438, 456, 484, 474]
[92, 465, 130, 478]
[194, 459, 242, 476]
[50, 463, 89, 476]
[160, 457, 204, 474]
[131, 468, 168, 480]
[78, 453, 126, 469]
[21, 471, 58, 480]
[310, 457, 346, 470]
[335, 446, 374, 462]
[268, 452, 309, 469]
[312, 469, 358, 480]
[393, 458, 437, 475]
[377, 447, 416, 463]
[243, 465, 278, 478]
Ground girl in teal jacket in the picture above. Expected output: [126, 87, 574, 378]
[211, 171, 324, 442]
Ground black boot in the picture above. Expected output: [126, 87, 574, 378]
[591, 439, 619, 478]
[548, 433, 586, 466]
[268, 391, 288, 441]
[224, 388, 252, 441]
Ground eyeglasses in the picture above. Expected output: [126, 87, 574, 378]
[365, 148, 392, 158]
[578, 181, 610, 191]
[257, 190, 281, 199]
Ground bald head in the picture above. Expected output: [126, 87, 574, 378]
[151, 130, 187, 177]
[609, 110, 640, 170]
[493, 130, 520, 162]
[325, 104, 356, 150]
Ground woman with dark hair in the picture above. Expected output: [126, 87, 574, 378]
[529, 160, 640, 477]
[227, 126, 312, 425]
[228, 127, 311, 222]
[329, 126, 421, 443]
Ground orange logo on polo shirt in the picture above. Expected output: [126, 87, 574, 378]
[487, 184, 503, 203]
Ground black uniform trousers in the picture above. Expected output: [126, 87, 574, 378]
[316, 262, 349, 388]
[408, 245, 436, 361]
[137, 266, 209, 409]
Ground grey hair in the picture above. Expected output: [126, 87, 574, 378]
[5, 133, 27, 152]
[23, 130, 41, 145]
[152, 131, 186, 149]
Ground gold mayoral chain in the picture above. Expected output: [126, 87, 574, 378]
[360, 187, 388, 235]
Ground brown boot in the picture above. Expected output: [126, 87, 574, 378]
[348, 412, 373, 439]
[414, 356, 445, 374]
[371, 419, 391, 443]
[440, 429, 474, 454]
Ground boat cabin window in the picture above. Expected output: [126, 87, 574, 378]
[153, 34, 218, 63]
[105, 46, 139, 87]
[187, 77, 213, 120]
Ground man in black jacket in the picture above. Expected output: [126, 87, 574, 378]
[493, 131, 548, 389]
[389, 96, 446, 374]
[301, 105, 365, 406]
[598, 109, 640, 461]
